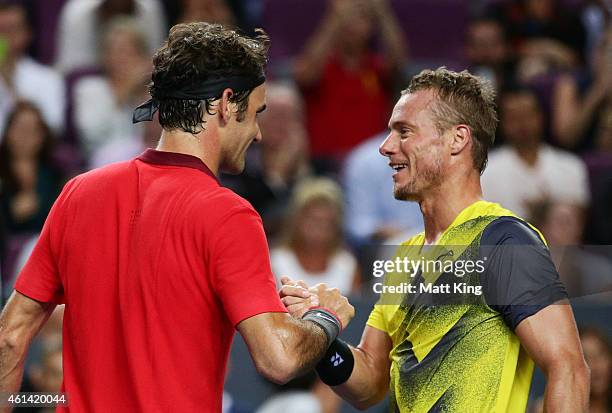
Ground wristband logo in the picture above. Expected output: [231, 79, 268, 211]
[331, 353, 344, 367]
[315, 312, 339, 326]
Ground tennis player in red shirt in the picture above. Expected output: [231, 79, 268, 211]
[0, 23, 354, 412]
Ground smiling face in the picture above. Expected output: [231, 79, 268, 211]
[219, 84, 266, 174]
[379, 89, 450, 201]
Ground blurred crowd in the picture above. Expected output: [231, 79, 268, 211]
[0, 0, 611, 412]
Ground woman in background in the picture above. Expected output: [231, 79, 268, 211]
[73, 17, 150, 166]
[0, 101, 64, 236]
[271, 178, 360, 295]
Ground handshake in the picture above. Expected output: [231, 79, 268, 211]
[278, 276, 355, 331]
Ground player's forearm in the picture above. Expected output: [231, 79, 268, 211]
[0, 294, 49, 397]
[255, 318, 328, 384]
[333, 347, 388, 410]
[0, 334, 27, 396]
[289, 319, 330, 374]
[555, 82, 608, 147]
[543, 360, 590, 413]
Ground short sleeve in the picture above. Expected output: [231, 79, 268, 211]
[366, 304, 388, 333]
[13, 179, 77, 303]
[480, 217, 568, 331]
[209, 204, 287, 327]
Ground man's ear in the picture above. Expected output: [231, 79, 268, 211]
[218, 88, 235, 126]
[450, 124, 471, 155]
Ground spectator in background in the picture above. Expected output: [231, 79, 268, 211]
[531, 326, 612, 413]
[490, 0, 587, 81]
[271, 178, 360, 295]
[482, 87, 589, 217]
[0, 3, 65, 134]
[552, 27, 611, 151]
[0, 102, 64, 236]
[293, 0, 406, 170]
[73, 17, 150, 166]
[528, 199, 612, 301]
[26, 335, 62, 393]
[222, 82, 310, 237]
[464, 17, 516, 93]
[55, 0, 165, 74]
[89, 109, 162, 169]
[580, 327, 612, 413]
[342, 132, 422, 248]
[160, 0, 258, 32]
[584, 107, 612, 245]
[176, 0, 235, 26]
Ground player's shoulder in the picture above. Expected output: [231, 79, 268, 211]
[72, 159, 137, 186]
[191, 185, 260, 222]
[481, 216, 545, 247]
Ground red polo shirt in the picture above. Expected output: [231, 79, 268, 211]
[15, 149, 287, 412]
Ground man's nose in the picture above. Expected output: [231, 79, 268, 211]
[379, 133, 395, 157]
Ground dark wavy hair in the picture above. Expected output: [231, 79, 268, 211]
[0, 101, 55, 193]
[150, 22, 269, 133]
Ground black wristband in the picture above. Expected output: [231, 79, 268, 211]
[316, 339, 355, 386]
[302, 308, 341, 348]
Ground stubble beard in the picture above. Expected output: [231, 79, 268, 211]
[393, 157, 444, 201]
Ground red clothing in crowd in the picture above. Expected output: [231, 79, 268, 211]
[16, 149, 287, 412]
[302, 54, 391, 159]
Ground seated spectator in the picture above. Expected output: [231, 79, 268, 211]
[580, 327, 612, 413]
[342, 132, 422, 248]
[528, 199, 612, 301]
[293, 0, 406, 167]
[222, 82, 310, 237]
[0, 102, 65, 236]
[482, 87, 589, 217]
[0, 3, 65, 134]
[551, 27, 611, 151]
[55, 0, 166, 74]
[464, 17, 516, 93]
[271, 178, 359, 295]
[73, 17, 150, 166]
[89, 110, 162, 169]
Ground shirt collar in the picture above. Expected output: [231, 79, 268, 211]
[136, 149, 218, 182]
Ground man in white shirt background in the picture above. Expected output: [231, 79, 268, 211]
[482, 86, 590, 216]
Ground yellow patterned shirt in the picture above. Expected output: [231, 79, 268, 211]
[367, 200, 566, 413]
